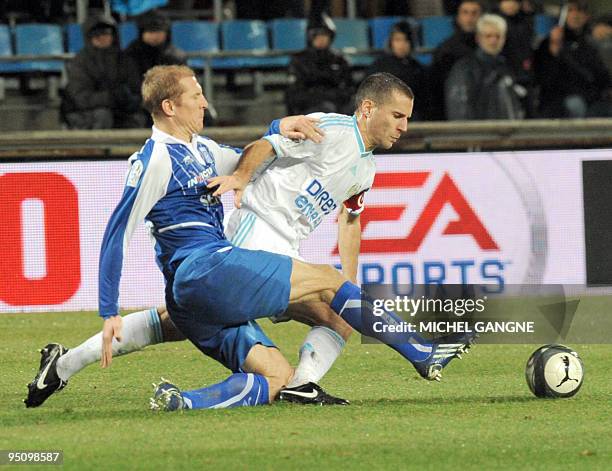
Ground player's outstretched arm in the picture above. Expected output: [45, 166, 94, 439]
[209, 139, 275, 207]
[337, 206, 361, 284]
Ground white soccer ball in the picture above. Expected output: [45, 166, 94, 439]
[525, 344, 584, 398]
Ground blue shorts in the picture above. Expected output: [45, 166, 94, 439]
[167, 245, 293, 371]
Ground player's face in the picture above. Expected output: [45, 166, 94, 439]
[173, 76, 208, 134]
[368, 91, 413, 149]
[477, 25, 506, 55]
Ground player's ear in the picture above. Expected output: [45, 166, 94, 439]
[161, 99, 175, 116]
[361, 99, 375, 118]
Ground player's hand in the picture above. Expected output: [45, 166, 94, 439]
[208, 174, 248, 208]
[279, 115, 325, 143]
[101, 315, 123, 368]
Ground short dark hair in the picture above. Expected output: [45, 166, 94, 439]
[354, 72, 414, 111]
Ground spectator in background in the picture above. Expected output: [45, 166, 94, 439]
[445, 14, 525, 119]
[286, 15, 354, 115]
[367, 21, 428, 120]
[125, 10, 186, 126]
[495, 0, 535, 115]
[495, 0, 534, 83]
[534, 0, 611, 118]
[591, 15, 612, 77]
[62, 15, 143, 129]
[429, 0, 482, 120]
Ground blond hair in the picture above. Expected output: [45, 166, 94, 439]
[142, 65, 196, 117]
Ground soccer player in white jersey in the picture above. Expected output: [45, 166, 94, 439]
[25, 68, 474, 411]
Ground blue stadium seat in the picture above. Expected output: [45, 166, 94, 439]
[270, 18, 306, 51]
[369, 16, 404, 49]
[14, 24, 64, 72]
[535, 14, 556, 39]
[65, 23, 84, 54]
[119, 21, 138, 49]
[333, 18, 372, 67]
[219, 20, 283, 69]
[0, 24, 24, 73]
[171, 21, 219, 69]
[420, 15, 454, 49]
[414, 52, 433, 66]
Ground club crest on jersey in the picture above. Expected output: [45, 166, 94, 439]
[126, 160, 143, 187]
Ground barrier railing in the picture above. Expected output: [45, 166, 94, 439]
[0, 119, 610, 159]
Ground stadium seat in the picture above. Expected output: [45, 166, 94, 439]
[534, 14, 557, 39]
[219, 20, 284, 69]
[65, 23, 84, 54]
[414, 52, 433, 66]
[0, 24, 23, 99]
[0, 24, 20, 73]
[420, 15, 454, 49]
[369, 16, 404, 49]
[14, 24, 64, 72]
[118, 21, 138, 49]
[333, 18, 372, 67]
[270, 18, 307, 51]
[171, 21, 219, 69]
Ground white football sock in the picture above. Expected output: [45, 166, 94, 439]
[288, 326, 345, 388]
[56, 308, 163, 381]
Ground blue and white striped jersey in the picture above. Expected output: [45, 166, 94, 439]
[98, 126, 243, 318]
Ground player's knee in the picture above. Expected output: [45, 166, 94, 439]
[158, 308, 186, 342]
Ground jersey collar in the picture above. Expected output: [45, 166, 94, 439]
[151, 126, 199, 146]
[352, 115, 373, 158]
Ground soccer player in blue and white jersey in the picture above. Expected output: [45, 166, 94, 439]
[27, 66, 474, 411]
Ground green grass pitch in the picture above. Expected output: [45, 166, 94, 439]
[1, 311, 610, 470]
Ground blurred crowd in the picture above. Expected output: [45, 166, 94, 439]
[288, 0, 611, 122]
[3, 0, 610, 128]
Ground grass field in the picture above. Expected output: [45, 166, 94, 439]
[1, 311, 610, 470]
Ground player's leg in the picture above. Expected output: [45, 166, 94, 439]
[226, 209, 351, 399]
[25, 307, 184, 408]
[282, 302, 351, 388]
[153, 294, 287, 411]
[288, 260, 476, 381]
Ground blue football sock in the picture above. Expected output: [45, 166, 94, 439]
[330, 281, 433, 364]
[181, 373, 269, 409]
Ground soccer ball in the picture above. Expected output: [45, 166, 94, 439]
[525, 344, 584, 398]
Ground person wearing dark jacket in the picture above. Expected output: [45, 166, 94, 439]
[445, 14, 525, 120]
[428, 0, 483, 120]
[62, 15, 143, 129]
[495, 0, 534, 84]
[367, 21, 427, 120]
[125, 10, 185, 82]
[534, 0, 611, 118]
[286, 16, 353, 115]
[124, 10, 186, 126]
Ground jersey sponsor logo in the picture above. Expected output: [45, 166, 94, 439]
[126, 160, 143, 188]
[295, 179, 339, 229]
[186, 167, 215, 189]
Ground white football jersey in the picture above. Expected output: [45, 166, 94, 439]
[240, 113, 375, 243]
